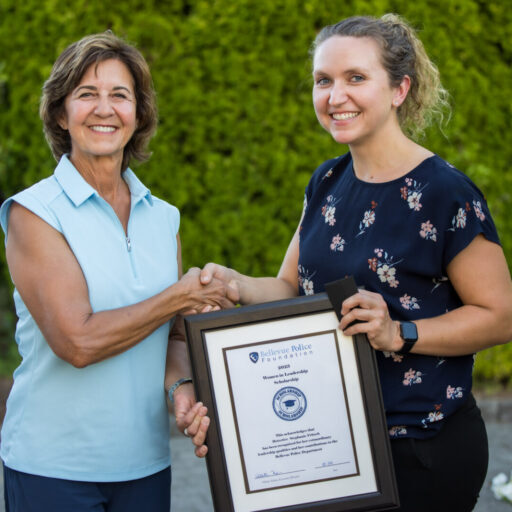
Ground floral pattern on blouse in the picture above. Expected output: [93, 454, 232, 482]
[446, 385, 464, 399]
[431, 276, 449, 292]
[330, 234, 346, 252]
[321, 194, 339, 226]
[400, 294, 420, 310]
[298, 152, 501, 438]
[322, 167, 334, 180]
[356, 201, 378, 236]
[473, 200, 486, 221]
[421, 405, 444, 428]
[449, 207, 467, 230]
[327, 200, 379, 254]
[389, 425, 408, 438]
[298, 265, 315, 296]
[419, 220, 438, 241]
[448, 202, 473, 231]
[368, 248, 402, 288]
[400, 177, 428, 211]
[403, 368, 424, 386]
[383, 351, 404, 363]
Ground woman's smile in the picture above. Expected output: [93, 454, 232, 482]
[331, 111, 360, 121]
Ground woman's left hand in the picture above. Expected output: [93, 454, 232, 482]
[173, 384, 210, 458]
[339, 290, 402, 352]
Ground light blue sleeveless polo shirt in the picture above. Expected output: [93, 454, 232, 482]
[0, 155, 180, 481]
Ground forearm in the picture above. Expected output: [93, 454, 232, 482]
[236, 274, 298, 305]
[409, 303, 512, 357]
[51, 279, 196, 367]
[165, 317, 193, 392]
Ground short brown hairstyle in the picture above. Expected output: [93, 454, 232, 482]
[40, 31, 157, 171]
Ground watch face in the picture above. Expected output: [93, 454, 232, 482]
[400, 322, 418, 341]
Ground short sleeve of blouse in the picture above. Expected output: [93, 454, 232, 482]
[435, 160, 500, 268]
[304, 155, 347, 205]
[159, 200, 180, 235]
[0, 186, 63, 243]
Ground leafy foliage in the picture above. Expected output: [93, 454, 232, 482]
[0, 0, 510, 383]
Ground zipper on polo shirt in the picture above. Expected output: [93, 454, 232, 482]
[125, 234, 138, 278]
[125, 234, 138, 279]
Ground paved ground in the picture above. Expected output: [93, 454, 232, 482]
[1, 393, 511, 511]
[169, 402, 512, 512]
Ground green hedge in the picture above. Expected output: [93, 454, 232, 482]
[0, 0, 511, 383]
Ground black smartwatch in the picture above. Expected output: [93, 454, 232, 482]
[398, 321, 418, 354]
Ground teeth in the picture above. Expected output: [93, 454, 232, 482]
[91, 126, 116, 133]
[332, 112, 359, 120]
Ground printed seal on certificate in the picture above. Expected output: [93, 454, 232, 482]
[272, 386, 307, 421]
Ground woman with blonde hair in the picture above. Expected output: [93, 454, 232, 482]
[199, 14, 512, 510]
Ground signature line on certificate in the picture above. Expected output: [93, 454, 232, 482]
[314, 461, 351, 469]
[255, 469, 306, 479]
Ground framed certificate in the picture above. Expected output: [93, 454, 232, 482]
[184, 292, 399, 512]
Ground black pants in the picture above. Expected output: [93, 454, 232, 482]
[390, 394, 488, 512]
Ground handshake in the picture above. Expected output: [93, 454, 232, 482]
[178, 262, 242, 315]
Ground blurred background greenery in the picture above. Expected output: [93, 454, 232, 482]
[0, 0, 510, 387]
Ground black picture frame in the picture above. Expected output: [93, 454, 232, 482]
[184, 293, 399, 512]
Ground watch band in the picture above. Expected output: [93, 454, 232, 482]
[168, 377, 193, 403]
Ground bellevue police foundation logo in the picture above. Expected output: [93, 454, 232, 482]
[249, 352, 259, 363]
[272, 386, 307, 421]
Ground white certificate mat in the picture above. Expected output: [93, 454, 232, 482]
[224, 331, 358, 492]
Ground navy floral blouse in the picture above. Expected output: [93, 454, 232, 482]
[298, 152, 500, 439]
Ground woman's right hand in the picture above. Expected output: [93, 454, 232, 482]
[178, 266, 240, 314]
[200, 263, 239, 290]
